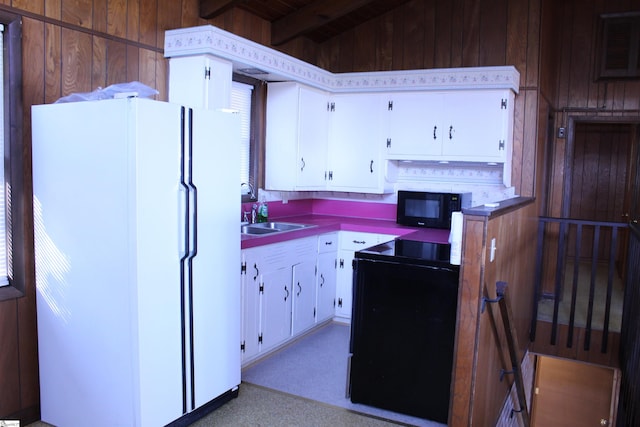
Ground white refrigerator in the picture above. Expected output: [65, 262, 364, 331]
[32, 97, 241, 427]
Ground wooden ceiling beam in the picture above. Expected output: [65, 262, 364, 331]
[271, 0, 378, 46]
[200, 0, 245, 19]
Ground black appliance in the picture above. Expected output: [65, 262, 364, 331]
[348, 238, 459, 424]
[396, 190, 471, 229]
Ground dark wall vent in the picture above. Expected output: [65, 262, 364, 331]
[597, 12, 640, 79]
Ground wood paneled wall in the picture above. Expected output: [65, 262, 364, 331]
[546, 0, 640, 218]
[4, 0, 639, 423]
[0, 0, 211, 422]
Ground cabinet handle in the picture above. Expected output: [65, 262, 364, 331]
[284, 285, 289, 301]
[300, 157, 305, 171]
[338, 297, 343, 307]
[433, 125, 437, 140]
[253, 263, 259, 281]
[449, 125, 454, 140]
[320, 274, 325, 287]
[324, 241, 333, 246]
[353, 240, 366, 245]
[370, 160, 374, 173]
[297, 282, 302, 296]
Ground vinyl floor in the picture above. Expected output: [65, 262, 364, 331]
[242, 322, 446, 427]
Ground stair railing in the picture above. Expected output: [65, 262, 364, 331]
[530, 216, 628, 353]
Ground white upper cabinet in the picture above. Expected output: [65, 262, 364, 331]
[266, 83, 390, 193]
[327, 93, 387, 192]
[265, 82, 516, 192]
[266, 82, 330, 191]
[440, 90, 514, 162]
[385, 91, 445, 158]
[385, 89, 514, 163]
[168, 54, 232, 110]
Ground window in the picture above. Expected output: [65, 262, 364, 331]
[0, 12, 26, 301]
[597, 12, 640, 79]
[232, 74, 264, 202]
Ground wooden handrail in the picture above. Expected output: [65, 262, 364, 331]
[496, 281, 530, 427]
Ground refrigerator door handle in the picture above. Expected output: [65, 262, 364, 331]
[187, 107, 198, 261]
[178, 185, 189, 260]
[184, 107, 199, 412]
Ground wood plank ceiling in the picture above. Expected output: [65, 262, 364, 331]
[199, 0, 412, 45]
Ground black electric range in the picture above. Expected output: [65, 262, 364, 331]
[354, 238, 456, 268]
[349, 237, 459, 423]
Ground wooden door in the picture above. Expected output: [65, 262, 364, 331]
[532, 356, 615, 427]
[567, 123, 632, 262]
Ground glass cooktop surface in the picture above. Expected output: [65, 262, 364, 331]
[355, 238, 454, 267]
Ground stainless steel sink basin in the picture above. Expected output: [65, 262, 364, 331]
[241, 221, 315, 236]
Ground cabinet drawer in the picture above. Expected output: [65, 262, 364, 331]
[339, 231, 377, 251]
[375, 234, 398, 245]
[318, 232, 338, 253]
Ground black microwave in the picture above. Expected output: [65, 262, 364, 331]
[396, 190, 471, 229]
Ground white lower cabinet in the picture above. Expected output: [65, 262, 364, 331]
[335, 232, 398, 322]
[240, 248, 261, 363]
[260, 266, 293, 353]
[241, 232, 397, 363]
[316, 233, 338, 323]
[291, 260, 317, 336]
[240, 236, 317, 365]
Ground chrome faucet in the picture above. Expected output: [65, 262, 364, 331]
[241, 182, 255, 200]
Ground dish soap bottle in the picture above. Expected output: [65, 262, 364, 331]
[257, 199, 268, 223]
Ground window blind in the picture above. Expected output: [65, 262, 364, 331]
[0, 23, 8, 286]
[230, 81, 253, 193]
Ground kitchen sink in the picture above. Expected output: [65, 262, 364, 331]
[241, 221, 315, 235]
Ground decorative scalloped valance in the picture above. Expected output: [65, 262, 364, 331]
[165, 25, 520, 94]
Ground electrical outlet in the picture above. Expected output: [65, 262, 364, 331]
[490, 238, 497, 262]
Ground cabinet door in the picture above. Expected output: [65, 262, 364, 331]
[441, 90, 512, 161]
[336, 232, 382, 321]
[336, 249, 356, 320]
[266, 82, 330, 191]
[297, 86, 330, 190]
[316, 251, 337, 323]
[386, 92, 444, 158]
[291, 260, 317, 335]
[241, 249, 261, 363]
[260, 266, 292, 353]
[328, 93, 384, 192]
[168, 54, 232, 110]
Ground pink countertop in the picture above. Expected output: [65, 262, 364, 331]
[240, 214, 451, 249]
